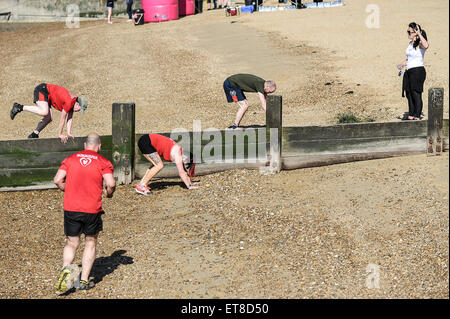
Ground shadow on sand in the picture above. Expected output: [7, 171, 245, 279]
[90, 250, 134, 284]
[397, 112, 425, 120]
[59, 250, 133, 296]
[149, 180, 186, 190]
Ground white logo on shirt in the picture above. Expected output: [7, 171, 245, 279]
[80, 157, 92, 167]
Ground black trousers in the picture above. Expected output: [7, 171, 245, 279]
[405, 90, 423, 118]
[402, 66, 426, 118]
[127, 0, 134, 19]
[195, 0, 203, 13]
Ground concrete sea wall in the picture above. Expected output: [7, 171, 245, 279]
[0, 0, 142, 22]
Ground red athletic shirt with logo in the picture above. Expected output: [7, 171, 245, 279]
[47, 84, 77, 113]
[59, 149, 114, 214]
[149, 134, 177, 161]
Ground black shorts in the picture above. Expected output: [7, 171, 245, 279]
[106, 0, 114, 8]
[33, 83, 49, 104]
[64, 211, 104, 237]
[223, 79, 246, 103]
[138, 134, 157, 155]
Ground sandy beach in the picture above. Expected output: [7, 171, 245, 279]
[1, 0, 448, 138]
[0, 0, 448, 299]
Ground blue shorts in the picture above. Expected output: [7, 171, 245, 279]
[223, 79, 246, 103]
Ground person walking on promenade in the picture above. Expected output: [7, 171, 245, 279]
[126, 0, 134, 21]
[107, 0, 115, 24]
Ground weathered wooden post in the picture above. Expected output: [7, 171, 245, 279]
[112, 103, 135, 184]
[266, 95, 282, 172]
[427, 88, 444, 156]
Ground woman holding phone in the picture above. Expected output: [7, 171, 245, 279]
[398, 22, 429, 120]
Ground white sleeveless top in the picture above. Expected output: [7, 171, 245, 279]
[406, 41, 426, 70]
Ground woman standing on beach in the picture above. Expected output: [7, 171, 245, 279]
[398, 22, 429, 120]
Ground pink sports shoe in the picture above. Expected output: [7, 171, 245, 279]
[135, 184, 153, 195]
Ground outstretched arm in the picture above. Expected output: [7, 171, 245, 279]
[258, 92, 267, 111]
[175, 159, 197, 189]
[57, 109, 69, 143]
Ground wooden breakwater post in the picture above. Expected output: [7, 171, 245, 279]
[266, 95, 282, 173]
[0, 135, 114, 190]
[112, 103, 135, 184]
[427, 88, 444, 156]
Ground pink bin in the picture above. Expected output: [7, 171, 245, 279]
[179, 0, 195, 16]
[142, 0, 179, 23]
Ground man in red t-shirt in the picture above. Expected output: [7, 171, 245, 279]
[53, 133, 116, 292]
[136, 133, 199, 195]
[10, 83, 88, 143]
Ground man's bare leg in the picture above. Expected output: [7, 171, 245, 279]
[107, 8, 113, 24]
[234, 100, 249, 127]
[56, 235, 80, 291]
[140, 153, 164, 186]
[23, 101, 50, 116]
[80, 234, 98, 282]
[63, 236, 81, 267]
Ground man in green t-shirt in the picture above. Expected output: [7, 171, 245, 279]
[223, 74, 276, 129]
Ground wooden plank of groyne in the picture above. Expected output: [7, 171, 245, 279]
[0, 135, 113, 187]
[0, 167, 60, 187]
[135, 160, 267, 179]
[0, 183, 58, 192]
[0, 150, 112, 169]
[282, 120, 427, 141]
[282, 136, 426, 154]
[134, 142, 266, 165]
[0, 135, 111, 154]
[135, 129, 267, 163]
[0, 135, 112, 154]
[282, 150, 425, 170]
[136, 128, 266, 145]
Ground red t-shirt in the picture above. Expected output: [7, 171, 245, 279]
[59, 149, 114, 214]
[149, 134, 177, 161]
[47, 84, 77, 113]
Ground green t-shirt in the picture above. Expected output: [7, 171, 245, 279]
[228, 74, 266, 94]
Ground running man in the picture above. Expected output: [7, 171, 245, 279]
[10, 83, 88, 143]
[136, 133, 198, 195]
[54, 133, 116, 292]
[223, 73, 276, 129]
